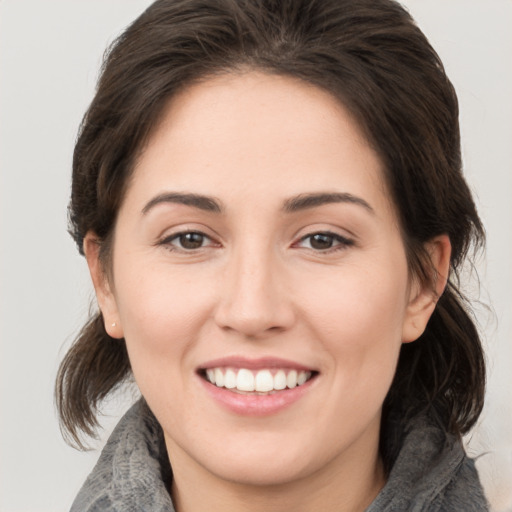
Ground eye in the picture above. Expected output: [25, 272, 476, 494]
[161, 231, 215, 251]
[297, 232, 353, 251]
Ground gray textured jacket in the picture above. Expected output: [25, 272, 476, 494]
[70, 400, 489, 511]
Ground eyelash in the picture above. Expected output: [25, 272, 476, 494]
[295, 231, 354, 253]
[159, 230, 354, 253]
[159, 231, 217, 252]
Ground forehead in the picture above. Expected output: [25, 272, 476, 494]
[129, 71, 393, 215]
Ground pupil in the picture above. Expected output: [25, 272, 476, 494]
[180, 232, 204, 249]
[310, 233, 333, 250]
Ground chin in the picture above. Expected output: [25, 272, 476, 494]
[205, 453, 317, 488]
[192, 429, 341, 488]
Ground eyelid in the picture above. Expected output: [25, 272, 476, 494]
[293, 230, 355, 252]
[155, 224, 355, 253]
[158, 228, 222, 252]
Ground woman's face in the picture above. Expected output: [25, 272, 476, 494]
[90, 72, 439, 488]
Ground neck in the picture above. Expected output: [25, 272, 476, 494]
[166, 421, 386, 512]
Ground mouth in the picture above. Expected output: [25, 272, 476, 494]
[198, 366, 318, 395]
[197, 358, 319, 415]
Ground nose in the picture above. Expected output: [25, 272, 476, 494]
[214, 245, 295, 339]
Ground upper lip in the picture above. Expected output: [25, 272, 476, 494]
[198, 356, 317, 372]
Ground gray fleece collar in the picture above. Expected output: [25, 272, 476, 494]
[71, 401, 174, 512]
[367, 414, 488, 511]
[71, 400, 488, 511]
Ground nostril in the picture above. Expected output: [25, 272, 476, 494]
[214, 309, 294, 339]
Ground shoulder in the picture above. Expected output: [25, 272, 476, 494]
[432, 455, 489, 512]
[368, 413, 489, 511]
[70, 400, 174, 512]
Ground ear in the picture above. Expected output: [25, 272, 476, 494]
[402, 234, 451, 343]
[83, 232, 124, 339]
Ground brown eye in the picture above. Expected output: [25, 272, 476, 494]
[297, 232, 354, 252]
[161, 231, 213, 251]
[309, 233, 335, 250]
[177, 232, 206, 249]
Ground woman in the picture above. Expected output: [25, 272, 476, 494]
[56, 0, 489, 510]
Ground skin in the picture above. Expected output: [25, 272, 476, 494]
[85, 72, 450, 512]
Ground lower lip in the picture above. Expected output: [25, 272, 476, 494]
[198, 375, 316, 416]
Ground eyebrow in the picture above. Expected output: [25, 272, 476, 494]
[282, 192, 374, 214]
[141, 191, 374, 216]
[142, 192, 223, 215]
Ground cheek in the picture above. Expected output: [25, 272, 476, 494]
[305, 260, 408, 335]
[300, 262, 409, 387]
[112, 264, 216, 383]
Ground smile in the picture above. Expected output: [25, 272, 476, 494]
[204, 367, 314, 394]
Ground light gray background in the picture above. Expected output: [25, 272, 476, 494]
[1, 1, 511, 511]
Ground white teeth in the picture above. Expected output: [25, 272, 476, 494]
[237, 369, 255, 391]
[205, 367, 313, 393]
[214, 368, 224, 387]
[224, 369, 237, 389]
[286, 370, 298, 389]
[255, 370, 274, 392]
[297, 371, 308, 386]
[274, 370, 287, 390]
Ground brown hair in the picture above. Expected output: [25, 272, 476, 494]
[56, 0, 485, 452]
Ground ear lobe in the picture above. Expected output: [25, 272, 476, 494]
[402, 235, 451, 343]
[83, 232, 124, 339]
